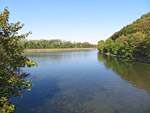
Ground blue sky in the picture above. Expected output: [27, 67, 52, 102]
[0, 0, 150, 44]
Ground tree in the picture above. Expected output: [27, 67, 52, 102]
[97, 12, 150, 61]
[104, 38, 114, 53]
[120, 32, 145, 57]
[0, 8, 37, 113]
[137, 34, 150, 60]
[76, 42, 82, 48]
[112, 38, 123, 55]
[97, 40, 104, 53]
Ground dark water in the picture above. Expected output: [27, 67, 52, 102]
[13, 50, 150, 113]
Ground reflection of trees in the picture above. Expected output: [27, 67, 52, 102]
[97, 53, 150, 95]
[24, 52, 93, 63]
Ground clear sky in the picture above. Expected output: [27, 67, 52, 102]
[0, 0, 150, 44]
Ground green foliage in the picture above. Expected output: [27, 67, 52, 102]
[21, 39, 96, 49]
[97, 40, 104, 53]
[136, 34, 150, 60]
[0, 8, 37, 113]
[111, 38, 123, 55]
[104, 38, 114, 53]
[141, 12, 150, 19]
[110, 12, 150, 40]
[98, 12, 150, 61]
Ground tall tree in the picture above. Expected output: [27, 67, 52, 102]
[0, 8, 37, 113]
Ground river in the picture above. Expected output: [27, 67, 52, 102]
[13, 50, 150, 113]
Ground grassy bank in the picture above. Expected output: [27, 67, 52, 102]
[24, 48, 96, 53]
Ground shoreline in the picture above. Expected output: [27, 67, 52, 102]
[24, 48, 96, 53]
[100, 52, 150, 64]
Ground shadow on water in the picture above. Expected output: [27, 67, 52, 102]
[97, 53, 150, 95]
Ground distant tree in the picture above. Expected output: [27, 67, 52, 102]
[64, 41, 74, 48]
[21, 39, 95, 49]
[82, 42, 92, 48]
[76, 42, 82, 48]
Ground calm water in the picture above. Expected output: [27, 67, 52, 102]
[13, 50, 150, 113]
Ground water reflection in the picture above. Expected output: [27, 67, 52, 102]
[24, 51, 94, 64]
[97, 53, 150, 95]
[14, 51, 150, 113]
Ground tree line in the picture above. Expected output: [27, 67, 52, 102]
[98, 12, 150, 62]
[21, 39, 96, 49]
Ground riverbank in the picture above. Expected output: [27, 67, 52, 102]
[24, 48, 96, 53]
[101, 52, 150, 64]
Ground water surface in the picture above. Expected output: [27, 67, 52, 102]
[13, 51, 150, 113]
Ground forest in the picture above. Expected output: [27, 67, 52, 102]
[98, 12, 150, 62]
[21, 39, 96, 49]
